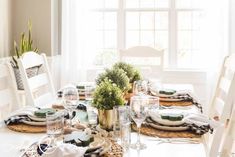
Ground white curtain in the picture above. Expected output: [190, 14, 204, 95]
[0, 0, 11, 58]
[60, 0, 96, 86]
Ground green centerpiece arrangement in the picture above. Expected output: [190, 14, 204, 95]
[93, 79, 125, 130]
[113, 62, 141, 84]
[96, 68, 130, 92]
[92, 61, 142, 130]
[11, 21, 39, 90]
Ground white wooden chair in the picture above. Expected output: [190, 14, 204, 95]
[18, 52, 56, 107]
[220, 104, 235, 157]
[0, 64, 20, 120]
[209, 54, 235, 122]
[120, 46, 164, 78]
[203, 54, 235, 157]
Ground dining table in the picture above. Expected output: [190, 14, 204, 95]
[0, 83, 209, 157]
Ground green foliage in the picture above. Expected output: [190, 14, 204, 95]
[96, 68, 130, 92]
[11, 20, 38, 68]
[92, 79, 125, 110]
[113, 62, 142, 83]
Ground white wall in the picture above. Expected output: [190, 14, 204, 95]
[0, 0, 12, 57]
[12, 0, 51, 56]
[229, 0, 235, 54]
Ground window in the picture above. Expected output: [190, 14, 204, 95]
[90, 0, 227, 69]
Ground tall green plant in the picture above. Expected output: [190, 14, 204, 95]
[11, 21, 38, 68]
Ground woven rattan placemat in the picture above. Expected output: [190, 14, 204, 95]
[102, 140, 123, 157]
[160, 101, 193, 106]
[22, 139, 123, 157]
[7, 124, 46, 133]
[132, 124, 200, 138]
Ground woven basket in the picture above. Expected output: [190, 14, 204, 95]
[13, 66, 40, 90]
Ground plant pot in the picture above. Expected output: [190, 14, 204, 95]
[98, 109, 114, 131]
[13, 66, 40, 90]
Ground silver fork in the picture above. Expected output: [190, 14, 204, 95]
[148, 137, 201, 144]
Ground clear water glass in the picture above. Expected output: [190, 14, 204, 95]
[63, 85, 79, 127]
[46, 111, 64, 138]
[147, 96, 160, 111]
[85, 85, 95, 102]
[113, 106, 120, 140]
[133, 80, 148, 96]
[86, 105, 98, 126]
[119, 106, 131, 150]
[130, 96, 148, 150]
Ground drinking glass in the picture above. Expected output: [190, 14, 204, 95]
[119, 106, 131, 149]
[63, 85, 79, 127]
[133, 80, 148, 96]
[86, 105, 98, 126]
[85, 85, 95, 103]
[130, 96, 148, 150]
[46, 111, 64, 138]
[147, 96, 160, 111]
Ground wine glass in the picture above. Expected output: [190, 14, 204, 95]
[130, 96, 148, 150]
[62, 85, 79, 128]
[133, 80, 148, 96]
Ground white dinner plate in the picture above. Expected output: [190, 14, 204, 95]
[28, 115, 46, 122]
[22, 120, 46, 126]
[147, 123, 189, 131]
[149, 110, 185, 126]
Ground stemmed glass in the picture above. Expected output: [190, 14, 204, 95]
[133, 80, 148, 96]
[130, 96, 148, 150]
[62, 85, 79, 128]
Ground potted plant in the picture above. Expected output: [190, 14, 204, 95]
[11, 21, 39, 90]
[92, 79, 125, 130]
[113, 62, 142, 101]
[96, 68, 130, 92]
[113, 62, 142, 84]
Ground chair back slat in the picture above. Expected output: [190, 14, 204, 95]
[20, 51, 44, 69]
[18, 52, 56, 107]
[28, 73, 48, 90]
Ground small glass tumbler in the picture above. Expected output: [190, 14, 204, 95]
[119, 106, 131, 149]
[87, 105, 98, 126]
[113, 106, 120, 140]
[46, 111, 64, 138]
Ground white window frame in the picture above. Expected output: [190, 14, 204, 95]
[94, 0, 203, 69]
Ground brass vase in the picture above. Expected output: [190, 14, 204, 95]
[98, 109, 114, 131]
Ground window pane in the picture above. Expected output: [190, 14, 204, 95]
[178, 31, 192, 50]
[93, 12, 103, 30]
[140, 12, 154, 30]
[126, 0, 139, 8]
[155, 0, 169, 8]
[126, 12, 139, 30]
[192, 31, 200, 49]
[104, 12, 117, 30]
[140, 31, 154, 46]
[155, 31, 168, 49]
[94, 31, 103, 49]
[93, 0, 104, 9]
[176, 0, 204, 9]
[126, 31, 139, 48]
[140, 0, 154, 8]
[155, 12, 168, 30]
[178, 12, 192, 30]
[104, 31, 116, 48]
[177, 49, 192, 68]
[104, 0, 118, 8]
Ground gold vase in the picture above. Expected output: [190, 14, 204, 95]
[98, 109, 114, 131]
